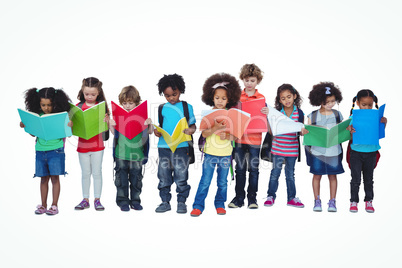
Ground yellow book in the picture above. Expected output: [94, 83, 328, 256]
[154, 117, 192, 153]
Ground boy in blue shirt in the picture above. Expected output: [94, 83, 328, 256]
[154, 74, 196, 214]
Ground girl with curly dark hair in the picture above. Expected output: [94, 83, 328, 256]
[20, 87, 72, 215]
[304, 81, 345, 213]
[190, 73, 241, 217]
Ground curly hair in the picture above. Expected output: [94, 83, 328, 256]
[274, 83, 302, 110]
[239, 63, 264, 82]
[308, 81, 343, 107]
[24, 87, 71, 114]
[201, 73, 241, 108]
[350, 89, 378, 115]
[157, 74, 185, 95]
[77, 77, 109, 114]
[119, 85, 142, 106]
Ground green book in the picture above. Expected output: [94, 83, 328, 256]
[303, 118, 352, 148]
[69, 101, 108, 140]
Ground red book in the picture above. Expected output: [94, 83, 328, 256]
[111, 100, 148, 139]
[239, 98, 268, 134]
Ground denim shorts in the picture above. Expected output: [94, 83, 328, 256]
[309, 153, 344, 175]
[35, 147, 66, 177]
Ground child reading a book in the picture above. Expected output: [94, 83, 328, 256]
[154, 74, 196, 214]
[73, 77, 110, 211]
[303, 82, 344, 212]
[190, 73, 241, 217]
[347, 89, 387, 213]
[20, 87, 72, 215]
[264, 84, 305, 208]
[229, 63, 269, 209]
[109, 85, 153, 212]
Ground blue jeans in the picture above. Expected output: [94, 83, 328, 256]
[157, 147, 190, 203]
[35, 147, 66, 177]
[268, 154, 297, 202]
[114, 158, 143, 207]
[234, 143, 260, 202]
[192, 154, 230, 212]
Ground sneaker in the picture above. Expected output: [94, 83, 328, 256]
[228, 197, 244, 208]
[350, 202, 358, 213]
[120, 204, 130, 212]
[248, 199, 258, 209]
[75, 199, 90, 210]
[365, 201, 375, 213]
[313, 198, 322, 212]
[216, 207, 226, 215]
[177, 202, 187, 214]
[264, 196, 275, 207]
[130, 203, 143, 211]
[94, 199, 105, 211]
[35, 205, 47, 215]
[190, 208, 202, 217]
[328, 198, 337, 212]
[287, 197, 304, 208]
[46, 205, 59, 215]
[155, 202, 171, 213]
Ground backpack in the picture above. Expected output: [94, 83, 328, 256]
[260, 108, 305, 162]
[77, 101, 109, 141]
[304, 109, 341, 166]
[158, 101, 195, 164]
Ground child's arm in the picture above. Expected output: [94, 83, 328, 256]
[145, 118, 154, 134]
[260, 106, 269, 115]
[183, 123, 196, 135]
[202, 119, 226, 138]
[108, 118, 116, 135]
[381, 116, 387, 127]
[301, 117, 311, 135]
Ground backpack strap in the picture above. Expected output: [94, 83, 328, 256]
[332, 109, 341, 123]
[182, 101, 190, 123]
[158, 103, 165, 127]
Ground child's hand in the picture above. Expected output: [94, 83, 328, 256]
[104, 113, 110, 123]
[381, 117, 387, 126]
[68, 121, 73, 127]
[183, 128, 194, 135]
[144, 118, 152, 125]
[260, 106, 269, 115]
[219, 132, 227, 140]
[109, 118, 116, 127]
[346, 125, 356, 134]
[20, 122, 25, 128]
[301, 127, 309, 135]
[154, 128, 162, 137]
[215, 119, 227, 130]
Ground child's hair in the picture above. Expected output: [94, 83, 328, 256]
[77, 77, 109, 113]
[119, 85, 141, 106]
[24, 87, 71, 114]
[239, 63, 264, 82]
[157, 74, 185, 96]
[275, 83, 302, 110]
[308, 81, 343, 106]
[201, 73, 241, 108]
[350, 89, 378, 115]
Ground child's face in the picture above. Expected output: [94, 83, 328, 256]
[163, 87, 181, 105]
[242, 76, 259, 91]
[121, 100, 136, 112]
[279, 90, 296, 109]
[356, 96, 374, 110]
[213, 88, 228, 109]
[40, 98, 53, 114]
[83, 86, 99, 104]
[322, 95, 336, 111]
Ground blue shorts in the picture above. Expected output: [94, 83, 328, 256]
[309, 154, 344, 175]
[35, 147, 66, 177]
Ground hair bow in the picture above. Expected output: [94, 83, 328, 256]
[212, 82, 229, 89]
[325, 87, 331, 94]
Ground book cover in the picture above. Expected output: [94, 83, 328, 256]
[240, 98, 268, 134]
[18, 109, 72, 141]
[199, 108, 251, 139]
[111, 100, 148, 139]
[154, 117, 192, 153]
[69, 101, 108, 140]
[352, 104, 386, 145]
[267, 105, 304, 136]
[303, 118, 352, 148]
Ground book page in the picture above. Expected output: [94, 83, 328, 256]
[267, 105, 303, 136]
[154, 117, 191, 153]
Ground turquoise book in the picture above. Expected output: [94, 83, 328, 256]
[18, 109, 72, 140]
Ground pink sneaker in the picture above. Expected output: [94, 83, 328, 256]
[287, 197, 304, 208]
[264, 196, 275, 207]
[350, 202, 358, 213]
[365, 201, 375, 213]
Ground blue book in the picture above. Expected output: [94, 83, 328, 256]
[18, 109, 72, 141]
[352, 104, 386, 145]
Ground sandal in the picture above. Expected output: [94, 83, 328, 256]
[46, 205, 59, 215]
[35, 205, 47, 215]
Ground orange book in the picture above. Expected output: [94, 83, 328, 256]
[199, 108, 251, 139]
[238, 98, 268, 134]
[111, 100, 148, 139]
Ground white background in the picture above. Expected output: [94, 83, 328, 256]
[1, 0, 401, 267]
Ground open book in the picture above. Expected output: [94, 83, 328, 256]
[199, 108, 251, 139]
[69, 101, 108, 140]
[236, 98, 268, 134]
[111, 100, 148, 139]
[352, 104, 385, 145]
[18, 109, 72, 140]
[267, 105, 304, 136]
[154, 117, 192, 153]
[303, 118, 352, 148]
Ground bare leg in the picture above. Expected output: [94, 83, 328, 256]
[50, 175, 60, 206]
[312, 175, 322, 199]
[40, 176, 50, 207]
[328, 175, 337, 200]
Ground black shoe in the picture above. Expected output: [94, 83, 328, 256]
[228, 197, 244, 208]
[248, 198, 258, 209]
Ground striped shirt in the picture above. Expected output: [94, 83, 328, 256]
[271, 106, 299, 157]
